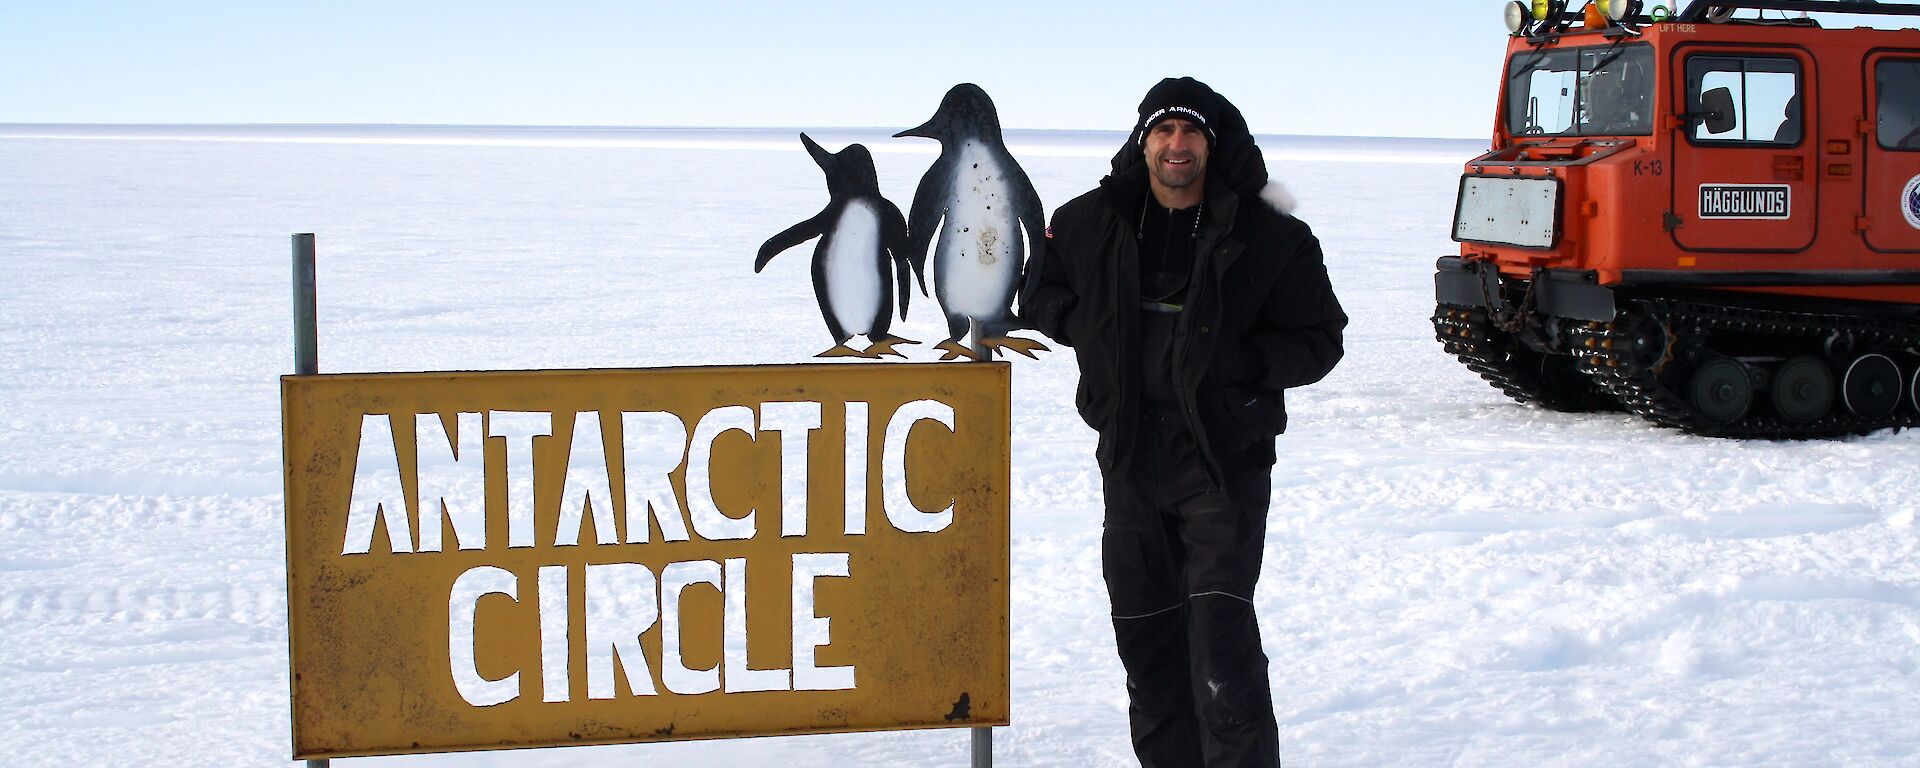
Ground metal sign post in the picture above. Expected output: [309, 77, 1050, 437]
[289, 232, 326, 768]
[292, 233, 317, 378]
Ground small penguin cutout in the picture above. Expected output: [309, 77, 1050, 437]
[896, 84, 1051, 361]
[756, 133, 925, 359]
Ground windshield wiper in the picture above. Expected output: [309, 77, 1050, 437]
[1589, 40, 1630, 71]
[1510, 48, 1559, 82]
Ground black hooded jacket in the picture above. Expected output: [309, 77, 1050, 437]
[1020, 128, 1346, 481]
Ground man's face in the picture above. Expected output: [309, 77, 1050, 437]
[1144, 118, 1209, 193]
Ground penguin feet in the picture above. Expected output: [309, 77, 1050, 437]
[862, 335, 919, 359]
[933, 339, 982, 361]
[981, 335, 1050, 360]
[815, 343, 867, 359]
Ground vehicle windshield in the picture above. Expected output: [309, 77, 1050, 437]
[1508, 43, 1654, 137]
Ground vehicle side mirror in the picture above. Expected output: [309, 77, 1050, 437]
[1698, 87, 1737, 134]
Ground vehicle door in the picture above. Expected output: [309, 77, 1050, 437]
[1671, 48, 1817, 253]
[1865, 52, 1920, 253]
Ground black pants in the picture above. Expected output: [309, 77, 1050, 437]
[1103, 412, 1279, 768]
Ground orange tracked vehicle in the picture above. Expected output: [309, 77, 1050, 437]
[1435, 0, 1920, 437]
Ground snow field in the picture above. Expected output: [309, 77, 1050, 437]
[2, 126, 1918, 766]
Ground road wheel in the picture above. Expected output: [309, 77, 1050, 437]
[1690, 357, 1752, 424]
[1770, 356, 1833, 424]
[1842, 353, 1901, 418]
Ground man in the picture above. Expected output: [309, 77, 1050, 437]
[1020, 77, 1346, 767]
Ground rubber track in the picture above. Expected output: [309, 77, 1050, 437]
[1573, 298, 1920, 438]
[1432, 304, 1610, 412]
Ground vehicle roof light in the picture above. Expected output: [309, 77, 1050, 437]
[1506, 1, 1529, 34]
[1600, 0, 1642, 21]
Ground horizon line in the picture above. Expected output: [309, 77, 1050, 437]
[0, 121, 1485, 144]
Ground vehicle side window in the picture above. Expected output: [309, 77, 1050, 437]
[1877, 59, 1920, 151]
[1685, 56, 1802, 146]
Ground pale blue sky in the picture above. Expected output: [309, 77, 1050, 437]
[2, 2, 1913, 139]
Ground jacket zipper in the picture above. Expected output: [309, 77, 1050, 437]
[1174, 241, 1225, 492]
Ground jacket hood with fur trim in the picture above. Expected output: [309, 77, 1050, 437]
[1108, 87, 1293, 216]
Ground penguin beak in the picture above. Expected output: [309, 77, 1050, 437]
[799, 132, 833, 169]
[893, 120, 937, 140]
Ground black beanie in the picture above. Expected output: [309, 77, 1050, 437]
[1135, 76, 1223, 146]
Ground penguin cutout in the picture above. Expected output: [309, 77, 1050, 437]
[895, 84, 1050, 361]
[756, 133, 924, 359]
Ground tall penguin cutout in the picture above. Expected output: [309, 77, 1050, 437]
[896, 84, 1050, 361]
[756, 133, 924, 359]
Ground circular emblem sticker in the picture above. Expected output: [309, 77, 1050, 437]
[1906, 174, 1920, 230]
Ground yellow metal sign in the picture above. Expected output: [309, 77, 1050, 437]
[280, 362, 1010, 759]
